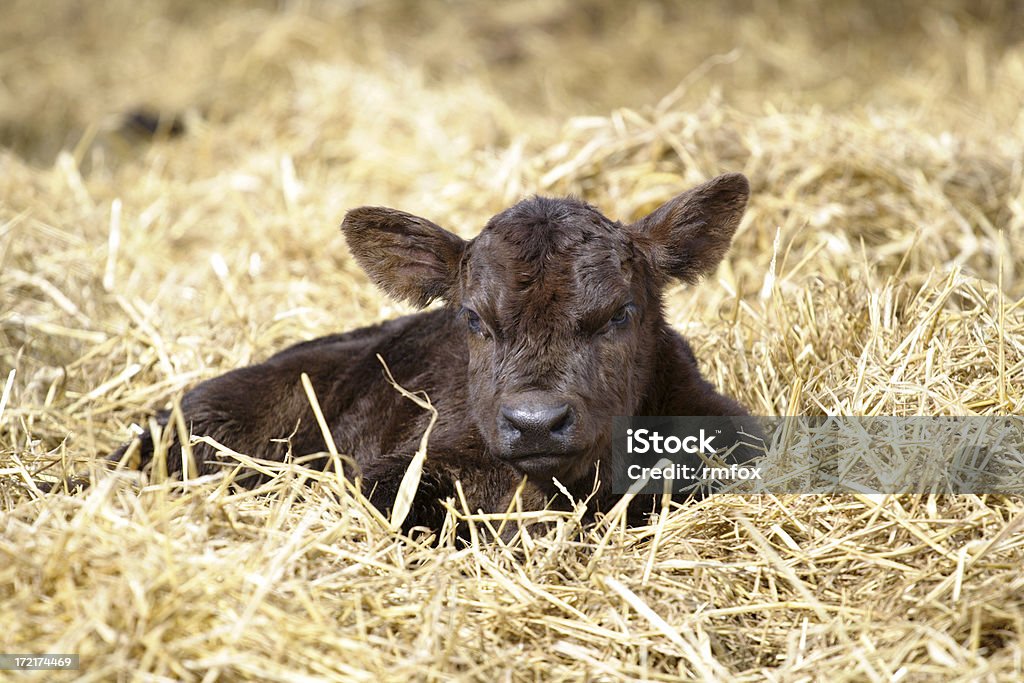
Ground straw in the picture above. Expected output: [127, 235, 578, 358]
[2, 1, 1023, 679]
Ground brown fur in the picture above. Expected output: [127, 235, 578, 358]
[114, 173, 754, 533]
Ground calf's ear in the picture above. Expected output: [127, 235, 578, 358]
[630, 173, 749, 283]
[342, 207, 467, 307]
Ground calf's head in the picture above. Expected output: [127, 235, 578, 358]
[342, 173, 749, 486]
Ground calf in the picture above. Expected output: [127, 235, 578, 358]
[116, 173, 755, 532]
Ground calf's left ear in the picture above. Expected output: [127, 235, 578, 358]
[342, 207, 467, 307]
[630, 173, 749, 283]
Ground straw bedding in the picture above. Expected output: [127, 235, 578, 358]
[2, 1, 1022, 680]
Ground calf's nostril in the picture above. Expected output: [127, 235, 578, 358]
[550, 406, 573, 434]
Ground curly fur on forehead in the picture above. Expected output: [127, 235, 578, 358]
[461, 196, 640, 338]
[479, 195, 624, 260]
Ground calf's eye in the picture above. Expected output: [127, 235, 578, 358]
[462, 307, 486, 336]
[608, 303, 635, 328]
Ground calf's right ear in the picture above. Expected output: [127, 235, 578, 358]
[342, 207, 467, 307]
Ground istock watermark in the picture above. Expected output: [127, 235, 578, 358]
[612, 416, 764, 495]
[612, 416, 1024, 495]
[625, 427, 718, 455]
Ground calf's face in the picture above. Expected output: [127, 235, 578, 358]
[342, 173, 749, 485]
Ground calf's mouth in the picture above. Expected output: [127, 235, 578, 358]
[505, 450, 583, 479]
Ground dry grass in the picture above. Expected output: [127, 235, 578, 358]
[2, 0, 1024, 680]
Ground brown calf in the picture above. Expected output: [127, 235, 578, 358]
[116, 173, 755, 532]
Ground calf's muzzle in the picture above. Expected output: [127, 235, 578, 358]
[496, 391, 580, 476]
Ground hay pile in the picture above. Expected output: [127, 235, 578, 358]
[2, 1, 1023, 679]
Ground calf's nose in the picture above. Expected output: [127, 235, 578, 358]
[500, 402, 572, 439]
